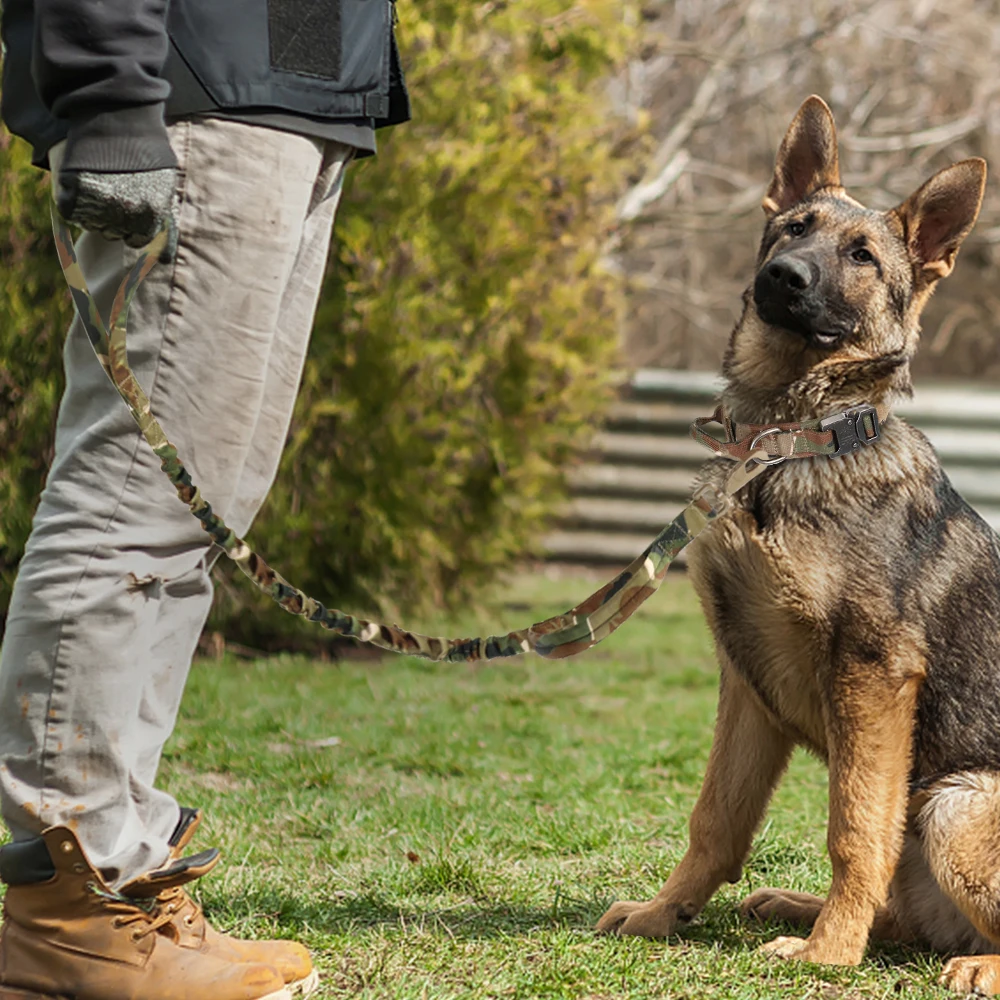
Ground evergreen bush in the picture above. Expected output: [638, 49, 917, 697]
[0, 132, 71, 624]
[0, 1, 635, 643]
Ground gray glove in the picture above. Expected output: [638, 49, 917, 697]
[49, 141, 178, 258]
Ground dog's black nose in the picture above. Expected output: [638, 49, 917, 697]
[755, 255, 815, 305]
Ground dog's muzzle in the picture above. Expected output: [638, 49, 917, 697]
[753, 253, 841, 347]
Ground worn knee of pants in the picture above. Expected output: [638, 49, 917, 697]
[0, 118, 351, 886]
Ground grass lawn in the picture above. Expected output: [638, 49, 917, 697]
[163, 570, 946, 999]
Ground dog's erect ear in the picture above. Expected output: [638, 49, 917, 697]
[762, 96, 841, 217]
[891, 158, 987, 283]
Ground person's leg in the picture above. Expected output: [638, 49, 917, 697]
[128, 134, 352, 853]
[0, 117, 351, 887]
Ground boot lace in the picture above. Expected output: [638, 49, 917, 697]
[155, 884, 204, 929]
[87, 881, 179, 941]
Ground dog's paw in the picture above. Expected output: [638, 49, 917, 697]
[596, 900, 676, 939]
[740, 887, 789, 921]
[940, 955, 1000, 995]
[740, 888, 824, 927]
[759, 933, 864, 967]
[758, 934, 812, 960]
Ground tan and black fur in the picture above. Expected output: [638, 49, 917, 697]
[596, 97, 1000, 994]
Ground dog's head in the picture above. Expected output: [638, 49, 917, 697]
[724, 96, 986, 417]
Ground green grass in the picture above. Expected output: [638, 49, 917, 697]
[162, 571, 945, 998]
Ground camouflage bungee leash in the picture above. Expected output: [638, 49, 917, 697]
[49, 206, 881, 662]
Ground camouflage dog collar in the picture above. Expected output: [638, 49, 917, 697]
[692, 402, 886, 463]
[51, 207, 780, 662]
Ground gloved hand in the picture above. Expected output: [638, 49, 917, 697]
[49, 141, 178, 259]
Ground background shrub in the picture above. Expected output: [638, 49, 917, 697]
[0, 2, 636, 644]
[0, 132, 71, 627]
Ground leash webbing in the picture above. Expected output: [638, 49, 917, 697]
[50, 208, 793, 662]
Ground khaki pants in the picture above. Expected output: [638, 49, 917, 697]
[0, 118, 351, 885]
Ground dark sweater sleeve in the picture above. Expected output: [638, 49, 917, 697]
[33, 0, 177, 172]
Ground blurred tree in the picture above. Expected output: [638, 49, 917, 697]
[0, 1, 636, 643]
[0, 132, 72, 630]
[615, 0, 1000, 379]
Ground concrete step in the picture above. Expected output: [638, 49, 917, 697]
[547, 370, 1000, 564]
[560, 496, 688, 533]
[626, 369, 1000, 426]
[630, 369, 721, 402]
[591, 426, 1000, 470]
[546, 501, 1000, 565]
[942, 469, 1000, 505]
[570, 461, 1000, 507]
[606, 400, 709, 434]
[559, 490, 1000, 536]
[918, 427, 1000, 466]
[566, 463, 696, 501]
[900, 389, 1000, 426]
[543, 528, 688, 565]
[610, 397, 1000, 434]
[591, 431, 707, 467]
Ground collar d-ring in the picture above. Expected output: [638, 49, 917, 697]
[749, 427, 787, 466]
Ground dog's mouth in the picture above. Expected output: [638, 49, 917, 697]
[753, 297, 846, 350]
[808, 329, 841, 348]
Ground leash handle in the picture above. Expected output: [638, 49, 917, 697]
[49, 206, 767, 662]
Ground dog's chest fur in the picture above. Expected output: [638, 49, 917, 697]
[685, 416, 1000, 768]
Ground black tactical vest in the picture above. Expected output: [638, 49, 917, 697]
[165, 0, 408, 125]
[0, 0, 409, 167]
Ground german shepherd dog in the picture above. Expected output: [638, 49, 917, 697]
[596, 97, 1000, 994]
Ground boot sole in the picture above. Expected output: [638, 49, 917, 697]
[0, 987, 294, 1000]
[289, 968, 320, 997]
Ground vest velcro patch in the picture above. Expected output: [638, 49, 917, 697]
[268, 0, 342, 80]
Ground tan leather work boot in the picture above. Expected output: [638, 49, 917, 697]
[0, 826, 291, 1000]
[142, 808, 317, 997]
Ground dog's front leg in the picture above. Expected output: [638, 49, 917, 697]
[597, 661, 793, 938]
[761, 654, 923, 966]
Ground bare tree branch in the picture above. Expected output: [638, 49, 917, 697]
[618, 149, 691, 222]
[613, 0, 1000, 379]
[841, 112, 983, 152]
[615, 0, 767, 223]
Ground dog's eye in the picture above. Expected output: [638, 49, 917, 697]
[851, 247, 875, 264]
[787, 221, 806, 237]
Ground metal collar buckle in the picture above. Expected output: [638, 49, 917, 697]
[819, 404, 880, 458]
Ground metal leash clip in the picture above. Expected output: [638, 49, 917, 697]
[692, 480, 734, 519]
